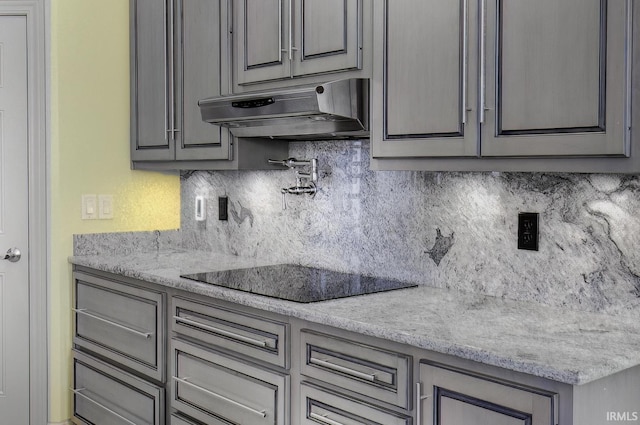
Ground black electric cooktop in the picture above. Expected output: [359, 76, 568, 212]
[180, 264, 418, 303]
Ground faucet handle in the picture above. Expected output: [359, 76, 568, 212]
[268, 158, 289, 167]
[268, 158, 312, 168]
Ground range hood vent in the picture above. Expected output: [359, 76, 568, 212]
[198, 78, 368, 140]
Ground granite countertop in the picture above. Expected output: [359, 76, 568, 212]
[69, 249, 640, 386]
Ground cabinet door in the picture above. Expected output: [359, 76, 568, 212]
[130, 0, 175, 161]
[371, 0, 479, 158]
[174, 0, 231, 161]
[291, 0, 362, 77]
[234, 0, 291, 85]
[418, 363, 557, 425]
[481, 0, 631, 157]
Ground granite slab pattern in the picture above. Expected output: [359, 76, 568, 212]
[69, 249, 640, 386]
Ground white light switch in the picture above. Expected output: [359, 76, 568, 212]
[99, 195, 114, 219]
[82, 195, 98, 220]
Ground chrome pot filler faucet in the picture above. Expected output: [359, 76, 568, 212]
[268, 158, 318, 210]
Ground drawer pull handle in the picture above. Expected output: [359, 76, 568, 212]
[172, 376, 267, 418]
[309, 357, 377, 382]
[70, 387, 139, 425]
[173, 315, 270, 348]
[310, 412, 346, 425]
[73, 308, 153, 339]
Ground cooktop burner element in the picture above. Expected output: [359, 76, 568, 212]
[180, 264, 418, 303]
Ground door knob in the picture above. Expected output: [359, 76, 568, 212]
[3, 248, 21, 263]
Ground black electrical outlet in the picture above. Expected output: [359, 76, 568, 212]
[518, 212, 539, 251]
[218, 196, 228, 221]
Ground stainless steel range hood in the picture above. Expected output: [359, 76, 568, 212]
[198, 78, 368, 140]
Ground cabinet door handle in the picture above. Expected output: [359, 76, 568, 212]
[289, 0, 297, 61]
[416, 382, 431, 425]
[173, 315, 270, 348]
[279, 0, 286, 59]
[479, 0, 487, 124]
[73, 308, 153, 339]
[309, 357, 377, 382]
[310, 412, 346, 425]
[163, 0, 170, 138]
[461, 0, 469, 124]
[172, 376, 267, 418]
[70, 388, 139, 425]
[169, 0, 176, 139]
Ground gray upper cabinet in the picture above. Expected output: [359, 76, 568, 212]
[481, 0, 629, 157]
[130, 0, 231, 164]
[233, 0, 363, 87]
[234, 0, 290, 85]
[372, 0, 633, 165]
[130, 0, 171, 161]
[372, 0, 479, 158]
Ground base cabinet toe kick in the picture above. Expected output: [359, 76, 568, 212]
[71, 266, 640, 425]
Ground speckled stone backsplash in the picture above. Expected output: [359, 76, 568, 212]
[181, 140, 640, 314]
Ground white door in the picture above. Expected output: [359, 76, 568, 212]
[0, 14, 30, 424]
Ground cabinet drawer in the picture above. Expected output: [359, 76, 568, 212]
[419, 362, 558, 425]
[171, 338, 289, 425]
[72, 350, 164, 425]
[172, 296, 289, 368]
[74, 271, 165, 381]
[300, 383, 411, 425]
[300, 330, 411, 409]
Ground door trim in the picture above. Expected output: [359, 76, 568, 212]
[0, 1, 48, 424]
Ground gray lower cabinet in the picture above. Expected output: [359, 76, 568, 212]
[72, 350, 165, 425]
[172, 296, 289, 368]
[418, 362, 557, 425]
[300, 382, 411, 425]
[232, 0, 365, 87]
[73, 271, 166, 382]
[371, 0, 634, 170]
[300, 329, 411, 409]
[170, 338, 289, 425]
[70, 268, 640, 425]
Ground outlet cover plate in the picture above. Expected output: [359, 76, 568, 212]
[518, 212, 539, 251]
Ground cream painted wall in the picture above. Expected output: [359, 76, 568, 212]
[50, 0, 180, 421]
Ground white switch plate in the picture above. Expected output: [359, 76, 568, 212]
[195, 196, 206, 221]
[81, 194, 98, 220]
[99, 195, 114, 219]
